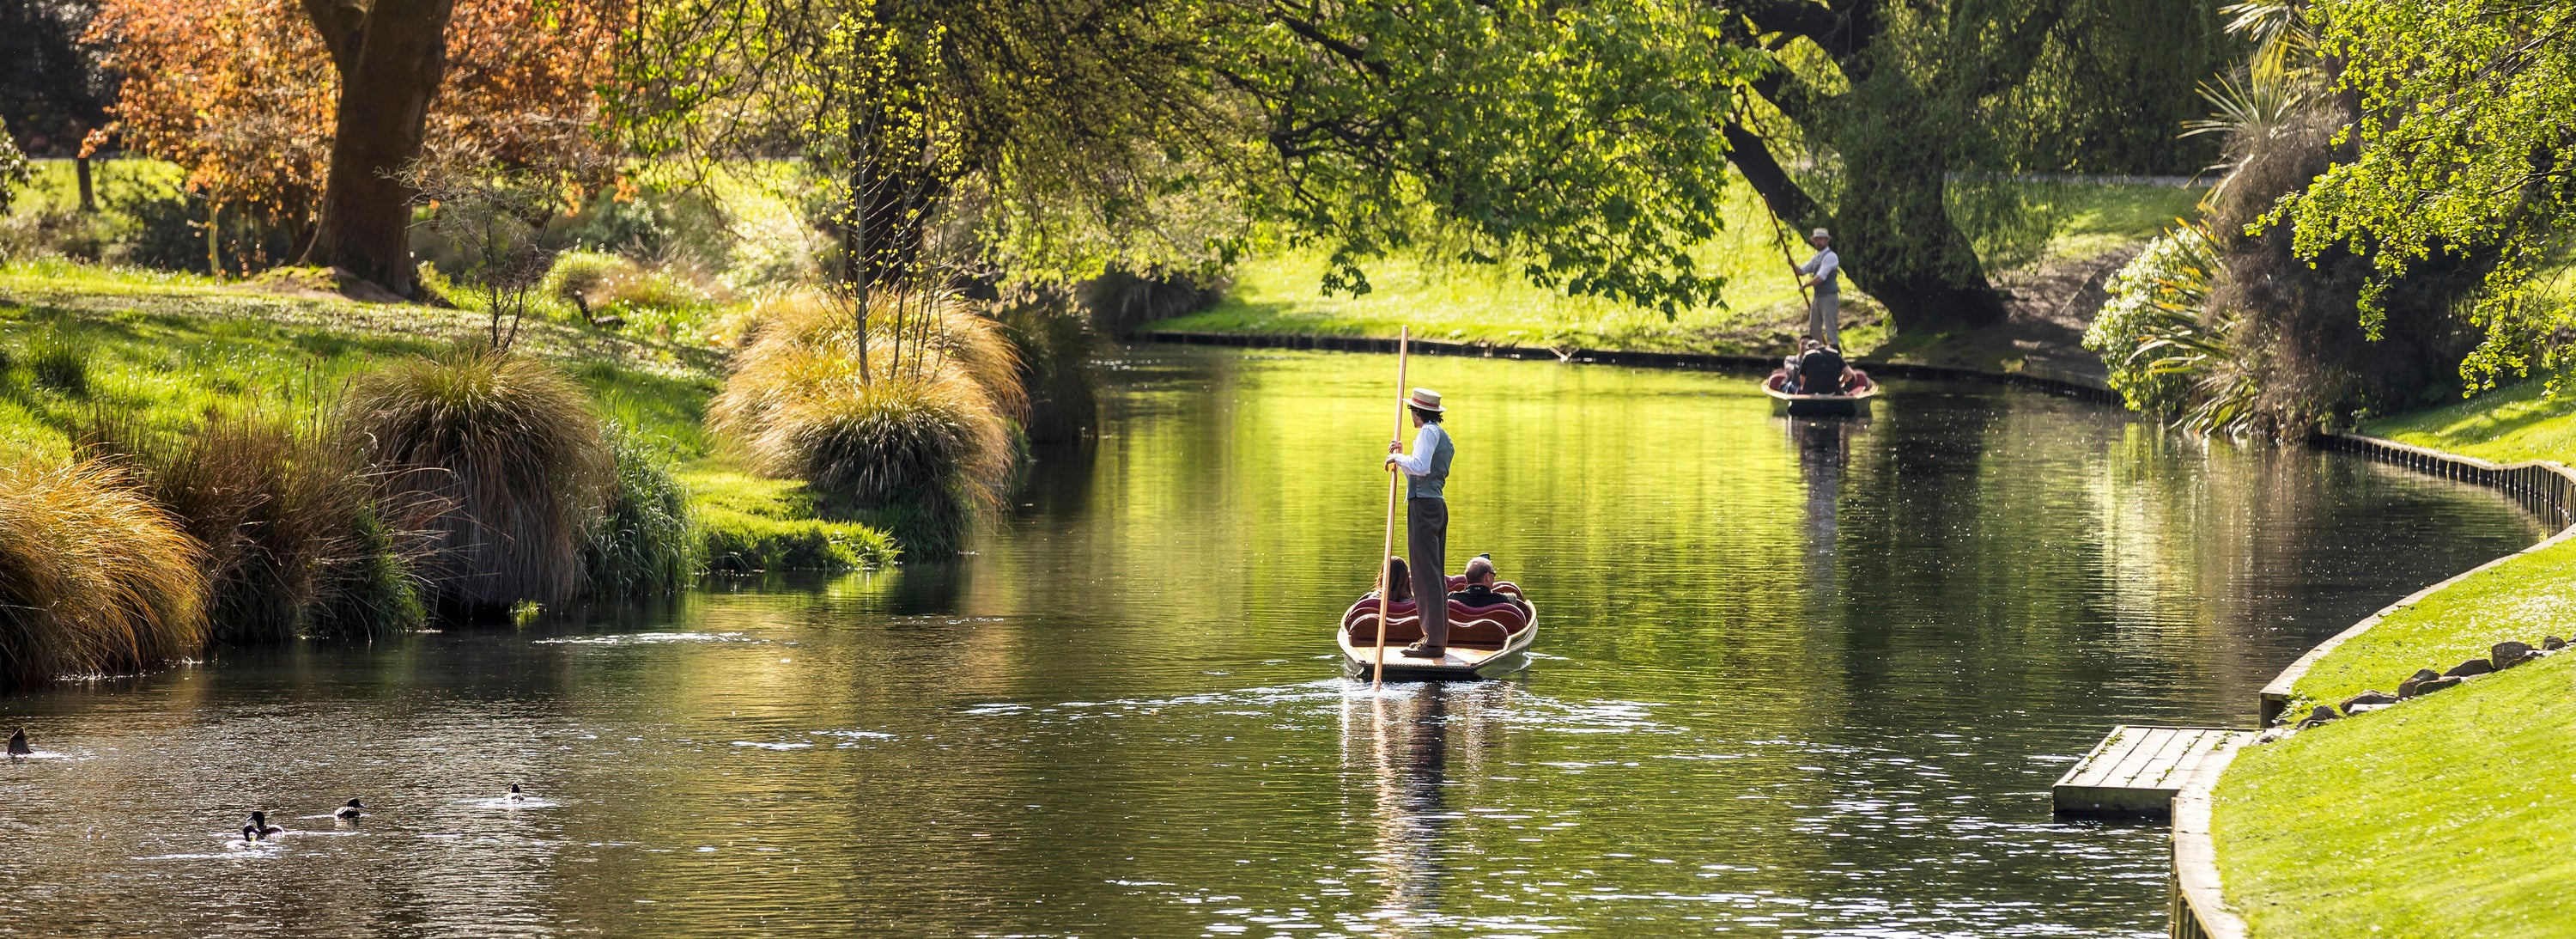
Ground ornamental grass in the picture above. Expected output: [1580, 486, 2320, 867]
[0, 459, 206, 692]
[88, 412, 428, 643]
[709, 290, 1022, 552]
[343, 345, 610, 613]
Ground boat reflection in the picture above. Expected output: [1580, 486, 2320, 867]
[1339, 681, 1510, 934]
[1790, 416, 1861, 564]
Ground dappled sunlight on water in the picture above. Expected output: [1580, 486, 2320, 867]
[0, 346, 2549, 937]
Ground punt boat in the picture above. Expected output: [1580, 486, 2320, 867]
[1763, 369, 1879, 418]
[1338, 577, 1539, 680]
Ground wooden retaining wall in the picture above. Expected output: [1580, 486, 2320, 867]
[1137, 330, 2121, 404]
[2172, 433, 2576, 939]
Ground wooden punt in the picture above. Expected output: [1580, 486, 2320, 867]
[1763, 369, 1878, 418]
[1338, 581, 1539, 681]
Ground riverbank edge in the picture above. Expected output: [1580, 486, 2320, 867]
[2171, 431, 2576, 939]
[1136, 330, 2119, 402]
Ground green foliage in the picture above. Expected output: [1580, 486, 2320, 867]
[0, 458, 206, 692]
[583, 422, 702, 597]
[1216, 0, 1756, 314]
[0, 123, 33, 216]
[341, 345, 610, 613]
[2271, 0, 2576, 392]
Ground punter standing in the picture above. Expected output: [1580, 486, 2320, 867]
[1799, 228, 1842, 345]
[1385, 387, 1455, 658]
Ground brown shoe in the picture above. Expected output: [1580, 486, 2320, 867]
[1399, 643, 1446, 659]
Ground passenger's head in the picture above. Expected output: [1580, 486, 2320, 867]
[1801, 338, 1820, 351]
[1464, 554, 1495, 586]
[1383, 556, 1412, 601]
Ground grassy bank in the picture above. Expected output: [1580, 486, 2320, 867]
[2211, 387, 2576, 936]
[1149, 181, 2202, 358]
[0, 259, 898, 575]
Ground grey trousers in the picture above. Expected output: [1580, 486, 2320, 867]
[1809, 290, 1841, 345]
[1407, 497, 1449, 648]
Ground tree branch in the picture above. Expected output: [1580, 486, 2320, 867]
[299, 0, 367, 74]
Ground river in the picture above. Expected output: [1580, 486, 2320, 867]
[0, 345, 2546, 937]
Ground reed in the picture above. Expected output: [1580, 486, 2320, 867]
[0, 459, 207, 691]
[343, 345, 610, 613]
[709, 290, 1020, 552]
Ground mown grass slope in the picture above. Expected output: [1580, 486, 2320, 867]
[2214, 649, 2576, 937]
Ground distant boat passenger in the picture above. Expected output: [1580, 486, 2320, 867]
[1447, 555, 1523, 613]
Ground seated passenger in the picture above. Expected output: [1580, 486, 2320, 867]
[1797, 342, 1847, 395]
[1446, 554, 1526, 613]
[1783, 338, 1821, 393]
[1369, 556, 1413, 603]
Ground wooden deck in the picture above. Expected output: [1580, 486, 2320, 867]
[2052, 726, 2254, 817]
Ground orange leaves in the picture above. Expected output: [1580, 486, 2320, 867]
[88, 0, 627, 226]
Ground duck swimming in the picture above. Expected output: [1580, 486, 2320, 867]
[504, 784, 529, 803]
[241, 811, 283, 840]
[333, 798, 364, 820]
[6, 727, 27, 758]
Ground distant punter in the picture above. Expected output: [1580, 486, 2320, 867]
[1385, 387, 1455, 658]
[1799, 228, 1842, 345]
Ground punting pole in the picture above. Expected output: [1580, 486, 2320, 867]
[1374, 326, 1411, 691]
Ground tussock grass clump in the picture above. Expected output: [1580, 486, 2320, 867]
[709, 290, 1022, 552]
[0, 459, 206, 691]
[582, 423, 701, 596]
[23, 331, 88, 396]
[343, 345, 610, 613]
[88, 412, 427, 643]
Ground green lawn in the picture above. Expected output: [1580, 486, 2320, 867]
[2213, 649, 2576, 937]
[1150, 180, 2202, 357]
[0, 258, 894, 570]
[2366, 377, 2576, 464]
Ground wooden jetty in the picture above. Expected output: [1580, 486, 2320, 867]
[2052, 725, 2255, 817]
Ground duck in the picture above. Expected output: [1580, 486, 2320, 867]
[504, 784, 529, 803]
[6, 727, 27, 758]
[241, 811, 283, 841]
[333, 798, 365, 820]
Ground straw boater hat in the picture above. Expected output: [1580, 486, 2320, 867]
[1811, 228, 1832, 241]
[1406, 387, 1446, 412]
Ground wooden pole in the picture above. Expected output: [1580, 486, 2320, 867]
[1374, 326, 1411, 691]
[1767, 213, 1816, 337]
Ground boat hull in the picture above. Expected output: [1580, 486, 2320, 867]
[1763, 370, 1877, 418]
[1338, 605, 1539, 682]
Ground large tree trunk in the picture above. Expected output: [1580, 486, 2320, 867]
[1722, 119, 2005, 332]
[301, 0, 457, 298]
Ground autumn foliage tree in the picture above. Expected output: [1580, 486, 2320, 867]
[88, 0, 623, 285]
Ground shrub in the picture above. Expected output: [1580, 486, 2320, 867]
[88, 412, 427, 643]
[708, 290, 1022, 552]
[582, 424, 701, 596]
[0, 209, 109, 264]
[343, 345, 610, 613]
[0, 459, 207, 692]
[2085, 224, 2218, 418]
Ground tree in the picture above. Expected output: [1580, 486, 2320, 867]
[0, 0, 117, 210]
[2272, 0, 2576, 392]
[90, 0, 623, 286]
[1708, 0, 2228, 332]
[625, 0, 1757, 315]
[298, 0, 463, 294]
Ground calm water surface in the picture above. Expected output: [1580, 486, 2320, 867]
[0, 346, 2549, 937]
